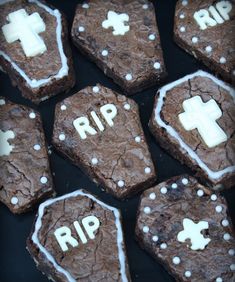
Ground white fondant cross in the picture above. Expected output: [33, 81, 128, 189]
[178, 96, 227, 148]
[177, 218, 211, 251]
[0, 129, 15, 156]
[2, 8, 47, 57]
[102, 11, 130, 36]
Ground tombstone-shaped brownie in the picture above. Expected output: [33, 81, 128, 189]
[0, 97, 54, 214]
[0, 0, 75, 104]
[136, 175, 235, 281]
[174, 0, 235, 85]
[149, 70, 235, 190]
[27, 190, 131, 282]
[71, 0, 166, 94]
[53, 85, 156, 199]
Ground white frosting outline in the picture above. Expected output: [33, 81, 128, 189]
[154, 70, 235, 180]
[0, 0, 68, 88]
[31, 190, 128, 282]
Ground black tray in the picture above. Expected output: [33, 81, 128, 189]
[0, 1, 234, 281]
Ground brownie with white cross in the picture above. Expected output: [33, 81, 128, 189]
[27, 190, 131, 282]
[71, 0, 167, 94]
[52, 84, 156, 199]
[174, 0, 235, 85]
[0, 97, 54, 214]
[149, 70, 235, 190]
[0, 0, 75, 104]
[136, 175, 235, 282]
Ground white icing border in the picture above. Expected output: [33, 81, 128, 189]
[154, 70, 235, 180]
[0, 0, 68, 88]
[31, 190, 128, 282]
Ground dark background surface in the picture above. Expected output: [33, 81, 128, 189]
[0, 1, 234, 282]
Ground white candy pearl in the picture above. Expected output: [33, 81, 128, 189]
[171, 183, 177, 189]
[135, 136, 141, 143]
[230, 264, 235, 271]
[143, 226, 149, 233]
[185, 271, 191, 278]
[172, 256, 181, 265]
[152, 235, 159, 242]
[117, 180, 125, 188]
[180, 13, 185, 19]
[182, 0, 188, 6]
[160, 243, 167, 249]
[182, 178, 189, 185]
[40, 176, 48, 184]
[144, 207, 151, 214]
[145, 167, 151, 174]
[180, 26, 186, 32]
[82, 3, 89, 9]
[192, 37, 198, 43]
[154, 62, 161, 69]
[160, 187, 167, 194]
[221, 219, 229, 227]
[220, 57, 226, 64]
[59, 134, 65, 141]
[223, 233, 230, 241]
[101, 49, 108, 56]
[228, 249, 235, 256]
[93, 86, 99, 93]
[216, 278, 223, 282]
[211, 194, 217, 201]
[197, 189, 204, 197]
[11, 197, 18, 205]
[215, 205, 222, 213]
[142, 4, 148, 9]
[91, 158, 98, 165]
[149, 193, 156, 200]
[78, 26, 85, 32]
[125, 73, 132, 81]
[29, 112, 36, 119]
[205, 46, 212, 53]
[33, 144, 41, 151]
[61, 105, 67, 111]
[124, 103, 131, 110]
[149, 34, 155, 41]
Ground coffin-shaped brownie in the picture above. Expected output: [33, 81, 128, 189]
[149, 70, 235, 190]
[0, 97, 54, 214]
[71, 0, 166, 94]
[0, 0, 75, 104]
[136, 175, 235, 281]
[27, 190, 131, 282]
[174, 0, 235, 85]
[53, 85, 156, 199]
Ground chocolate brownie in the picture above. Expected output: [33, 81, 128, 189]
[149, 70, 235, 190]
[174, 0, 235, 85]
[136, 175, 235, 282]
[52, 84, 156, 199]
[0, 0, 75, 104]
[0, 97, 54, 214]
[27, 190, 131, 282]
[71, 0, 167, 94]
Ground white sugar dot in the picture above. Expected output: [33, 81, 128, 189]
[160, 187, 167, 194]
[145, 167, 151, 174]
[228, 249, 235, 256]
[61, 105, 67, 111]
[125, 73, 133, 81]
[124, 103, 131, 110]
[135, 136, 141, 143]
[182, 178, 189, 185]
[149, 34, 155, 41]
[211, 194, 217, 201]
[40, 176, 48, 184]
[216, 278, 223, 282]
[154, 62, 161, 69]
[143, 226, 149, 233]
[149, 192, 156, 200]
[0, 99, 5, 105]
[180, 26, 186, 32]
[160, 243, 167, 249]
[91, 158, 98, 165]
[216, 205, 223, 213]
[185, 271, 191, 278]
[197, 189, 204, 197]
[142, 4, 148, 9]
[182, 0, 188, 5]
[117, 180, 125, 188]
[11, 197, 18, 205]
[192, 37, 198, 43]
[144, 207, 151, 214]
[220, 57, 226, 64]
[152, 235, 159, 242]
[78, 26, 85, 32]
[180, 13, 185, 19]
[222, 219, 229, 227]
[172, 256, 181, 265]
[171, 183, 178, 189]
[223, 233, 231, 241]
[93, 86, 99, 93]
[33, 144, 41, 151]
[82, 3, 89, 8]
[29, 112, 36, 119]
[230, 264, 235, 271]
[101, 49, 108, 56]
[59, 134, 65, 141]
[205, 46, 212, 53]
